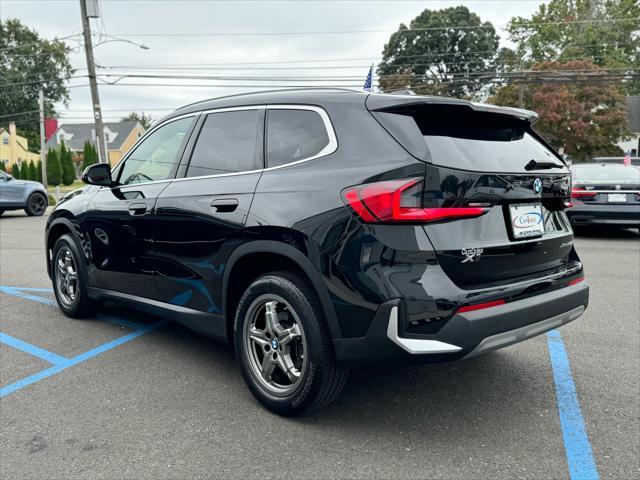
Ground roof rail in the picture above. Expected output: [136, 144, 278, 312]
[175, 87, 363, 112]
[388, 89, 416, 96]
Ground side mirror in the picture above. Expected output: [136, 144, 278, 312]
[82, 163, 113, 187]
[5, 173, 13, 181]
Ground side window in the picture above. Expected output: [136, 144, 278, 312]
[266, 109, 330, 168]
[118, 117, 192, 186]
[187, 110, 259, 177]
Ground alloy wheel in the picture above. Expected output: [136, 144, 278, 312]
[30, 194, 46, 215]
[243, 294, 307, 396]
[55, 247, 78, 307]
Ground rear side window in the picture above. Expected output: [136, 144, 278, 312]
[266, 109, 330, 167]
[373, 106, 565, 173]
[187, 110, 259, 177]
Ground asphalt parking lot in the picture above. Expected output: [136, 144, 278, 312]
[0, 210, 638, 480]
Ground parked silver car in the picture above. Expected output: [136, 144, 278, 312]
[0, 171, 48, 216]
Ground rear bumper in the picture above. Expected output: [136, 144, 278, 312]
[567, 203, 640, 227]
[333, 281, 589, 367]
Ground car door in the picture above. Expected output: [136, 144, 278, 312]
[153, 107, 264, 336]
[0, 172, 26, 206]
[82, 115, 197, 300]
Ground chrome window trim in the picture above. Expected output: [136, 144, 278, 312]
[109, 104, 338, 187]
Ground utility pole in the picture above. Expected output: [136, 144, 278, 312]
[517, 58, 526, 109]
[79, 0, 108, 164]
[39, 89, 47, 188]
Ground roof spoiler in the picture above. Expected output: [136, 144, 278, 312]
[366, 93, 539, 123]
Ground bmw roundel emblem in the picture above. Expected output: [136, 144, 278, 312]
[271, 338, 279, 349]
[533, 177, 543, 195]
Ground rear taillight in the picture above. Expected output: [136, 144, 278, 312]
[571, 188, 597, 199]
[342, 178, 488, 224]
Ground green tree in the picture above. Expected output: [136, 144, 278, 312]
[377, 6, 501, 98]
[35, 160, 42, 183]
[11, 163, 20, 179]
[490, 59, 628, 161]
[507, 0, 640, 93]
[28, 160, 37, 180]
[81, 141, 98, 171]
[0, 19, 73, 148]
[121, 112, 153, 129]
[20, 161, 29, 180]
[46, 149, 62, 186]
[59, 141, 75, 185]
[0, 161, 5, 172]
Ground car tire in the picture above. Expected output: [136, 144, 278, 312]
[51, 233, 103, 318]
[25, 192, 47, 216]
[234, 271, 348, 416]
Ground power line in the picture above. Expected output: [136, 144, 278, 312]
[104, 18, 636, 37]
[0, 110, 41, 120]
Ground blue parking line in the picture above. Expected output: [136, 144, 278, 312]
[547, 329, 599, 480]
[0, 286, 54, 305]
[10, 287, 55, 293]
[0, 285, 169, 398]
[0, 332, 70, 366]
[0, 320, 167, 398]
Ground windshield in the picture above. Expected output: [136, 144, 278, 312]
[572, 165, 640, 183]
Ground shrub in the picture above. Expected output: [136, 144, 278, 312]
[28, 160, 37, 181]
[20, 161, 29, 180]
[60, 141, 75, 185]
[46, 149, 62, 186]
[36, 160, 43, 183]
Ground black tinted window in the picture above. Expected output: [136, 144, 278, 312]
[374, 106, 565, 173]
[188, 110, 259, 177]
[119, 117, 192, 185]
[266, 109, 330, 167]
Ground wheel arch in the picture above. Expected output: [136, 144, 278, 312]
[45, 217, 76, 279]
[223, 240, 342, 343]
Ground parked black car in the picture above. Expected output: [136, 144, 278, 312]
[568, 163, 640, 229]
[45, 89, 589, 415]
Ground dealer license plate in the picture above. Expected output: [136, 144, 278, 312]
[509, 204, 545, 239]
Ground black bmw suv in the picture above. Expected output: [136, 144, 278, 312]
[45, 89, 589, 415]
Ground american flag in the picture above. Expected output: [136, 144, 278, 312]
[623, 149, 631, 166]
[363, 66, 373, 92]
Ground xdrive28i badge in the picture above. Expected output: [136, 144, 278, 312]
[461, 248, 483, 263]
[533, 177, 543, 195]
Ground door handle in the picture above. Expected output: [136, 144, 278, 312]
[128, 202, 147, 215]
[211, 198, 239, 213]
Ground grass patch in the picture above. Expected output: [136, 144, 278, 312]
[47, 180, 85, 196]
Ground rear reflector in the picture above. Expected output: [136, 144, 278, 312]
[568, 276, 585, 286]
[457, 299, 505, 313]
[342, 178, 488, 224]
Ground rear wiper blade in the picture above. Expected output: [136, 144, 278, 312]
[525, 159, 564, 171]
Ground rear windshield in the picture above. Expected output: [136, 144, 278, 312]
[572, 165, 640, 183]
[372, 105, 565, 173]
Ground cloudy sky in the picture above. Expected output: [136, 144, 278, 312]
[2, 0, 548, 125]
